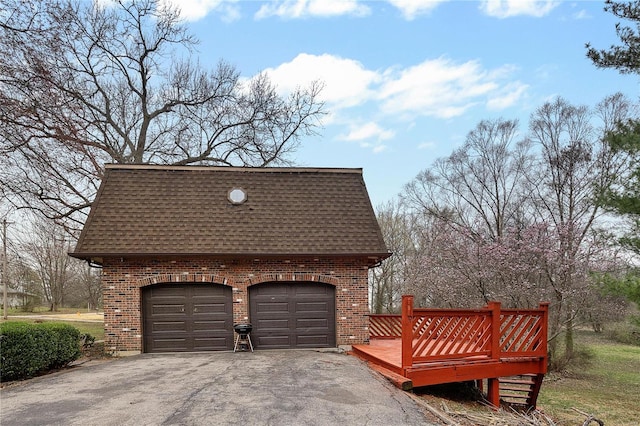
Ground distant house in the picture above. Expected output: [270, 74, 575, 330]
[71, 165, 389, 354]
[0, 287, 39, 309]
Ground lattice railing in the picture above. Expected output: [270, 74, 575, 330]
[499, 309, 547, 357]
[369, 314, 402, 339]
[411, 310, 492, 362]
[396, 296, 549, 370]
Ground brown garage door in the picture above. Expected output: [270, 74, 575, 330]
[142, 284, 233, 353]
[249, 282, 336, 349]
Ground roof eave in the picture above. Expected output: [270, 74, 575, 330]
[70, 251, 392, 265]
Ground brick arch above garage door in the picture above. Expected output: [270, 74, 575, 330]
[246, 273, 340, 287]
[249, 281, 336, 350]
[136, 272, 339, 289]
[137, 273, 234, 287]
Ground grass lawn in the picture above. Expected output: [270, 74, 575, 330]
[3, 306, 97, 316]
[538, 329, 640, 425]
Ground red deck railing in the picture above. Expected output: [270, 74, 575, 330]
[369, 296, 549, 371]
[368, 314, 402, 339]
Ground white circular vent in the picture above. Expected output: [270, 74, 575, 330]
[228, 188, 247, 204]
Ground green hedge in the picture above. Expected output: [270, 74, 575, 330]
[0, 322, 82, 382]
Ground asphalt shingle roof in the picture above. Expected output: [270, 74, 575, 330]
[71, 165, 389, 262]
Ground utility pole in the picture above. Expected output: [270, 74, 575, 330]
[2, 218, 9, 320]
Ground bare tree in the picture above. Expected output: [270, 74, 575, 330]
[400, 94, 635, 367]
[370, 200, 425, 313]
[403, 118, 536, 307]
[19, 215, 78, 311]
[0, 0, 324, 230]
[65, 262, 102, 310]
[407, 218, 489, 308]
[404, 118, 533, 242]
[527, 94, 633, 359]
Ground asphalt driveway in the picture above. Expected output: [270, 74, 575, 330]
[0, 350, 432, 425]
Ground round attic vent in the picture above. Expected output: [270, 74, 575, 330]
[228, 187, 247, 205]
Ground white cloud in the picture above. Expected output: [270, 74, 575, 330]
[486, 82, 529, 110]
[418, 141, 436, 150]
[161, 0, 240, 22]
[264, 54, 527, 118]
[480, 0, 559, 18]
[255, 0, 370, 20]
[339, 122, 395, 142]
[358, 140, 389, 154]
[261, 53, 380, 108]
[379, 58, 521, 119]
[386, 0, 449, 20]
[259, 53, 527, 148]
[572, 9, 590, 20]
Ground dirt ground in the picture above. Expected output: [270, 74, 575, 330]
[10, 312, 104, 322]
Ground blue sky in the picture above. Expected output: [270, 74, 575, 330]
[165, 0, 639, 207]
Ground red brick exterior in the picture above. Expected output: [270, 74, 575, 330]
[100, 257, 372, 353]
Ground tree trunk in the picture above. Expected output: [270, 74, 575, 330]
[565, 311, 574, 360]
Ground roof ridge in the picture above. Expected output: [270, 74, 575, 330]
[104, 164, 363, 174]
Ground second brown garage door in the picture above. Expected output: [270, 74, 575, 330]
[249, 282, 336, 349]
[142, 284, 233, 353]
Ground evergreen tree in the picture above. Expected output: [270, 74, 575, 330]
[603, 120, 640, 254]
[587, 1, 640, 255]
[586, 0, 640, 74]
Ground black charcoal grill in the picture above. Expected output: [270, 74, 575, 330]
[233, 323, 253, 352]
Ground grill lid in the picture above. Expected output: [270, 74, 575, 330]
[234, 323, 252, 334]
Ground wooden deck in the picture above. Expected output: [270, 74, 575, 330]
[352, 296, 548, 408]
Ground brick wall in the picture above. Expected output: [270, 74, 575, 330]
[100, 256, 371, 353]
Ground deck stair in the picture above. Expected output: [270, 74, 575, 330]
[498, 374, 544, 409]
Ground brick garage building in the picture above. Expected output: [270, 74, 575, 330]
[71, 165, 389, 354]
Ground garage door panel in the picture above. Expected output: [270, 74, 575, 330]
[293, 285, 331, 296]
[152, 304, 186, 316]
[249, 282, 335, 349]
[296, 318, 329, 329]
[149, 286, 187, 297]
[256, 335, 292, 347]
[143, 284, 233, 353]
[295, 301, 330, 313]
[192, 302, 229, 314]
[255, 301, 290, 313]
[256, 318, 290, 329]
[296, 335, 331, 347]
[193, 337, 230, 351]
[253, 285, 289, 296]
[150, 320, 188, 332]
[191, 285, 227, 297]
[192, 319, 229, 330]
[151, 338, 189, 352]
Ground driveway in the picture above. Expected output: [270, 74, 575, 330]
[0, 350, 433, 425]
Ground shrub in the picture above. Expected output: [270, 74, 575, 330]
[40, 323, 82, 368]
[548, 337, 595, 373]
[605, 321, 640, 346]
[0, 322, 82, 382]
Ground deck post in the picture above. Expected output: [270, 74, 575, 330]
[401, 295, 414, 372]
[539, 302, 550, 373]
[487, 301, 502, 408]
[488, 301, 501, 360]
[487, 377, 500, 408]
